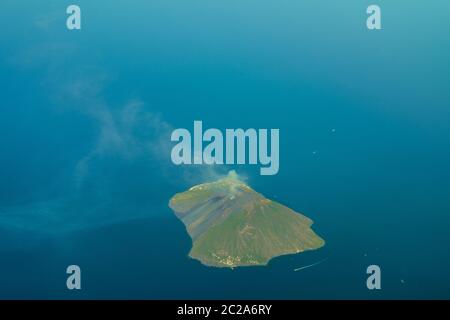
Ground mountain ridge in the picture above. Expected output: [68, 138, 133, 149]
[169, 171, 325, 267]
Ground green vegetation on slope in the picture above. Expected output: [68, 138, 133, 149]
[169, 171, 325, 268]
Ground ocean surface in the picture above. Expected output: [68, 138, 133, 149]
[0, 1, 449, 299]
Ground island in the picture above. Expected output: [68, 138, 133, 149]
[169, 171, 325, 268]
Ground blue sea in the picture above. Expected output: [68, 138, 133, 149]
[0, 1, 449, 299]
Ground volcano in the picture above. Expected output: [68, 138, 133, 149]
[169, 171, 325, 267]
